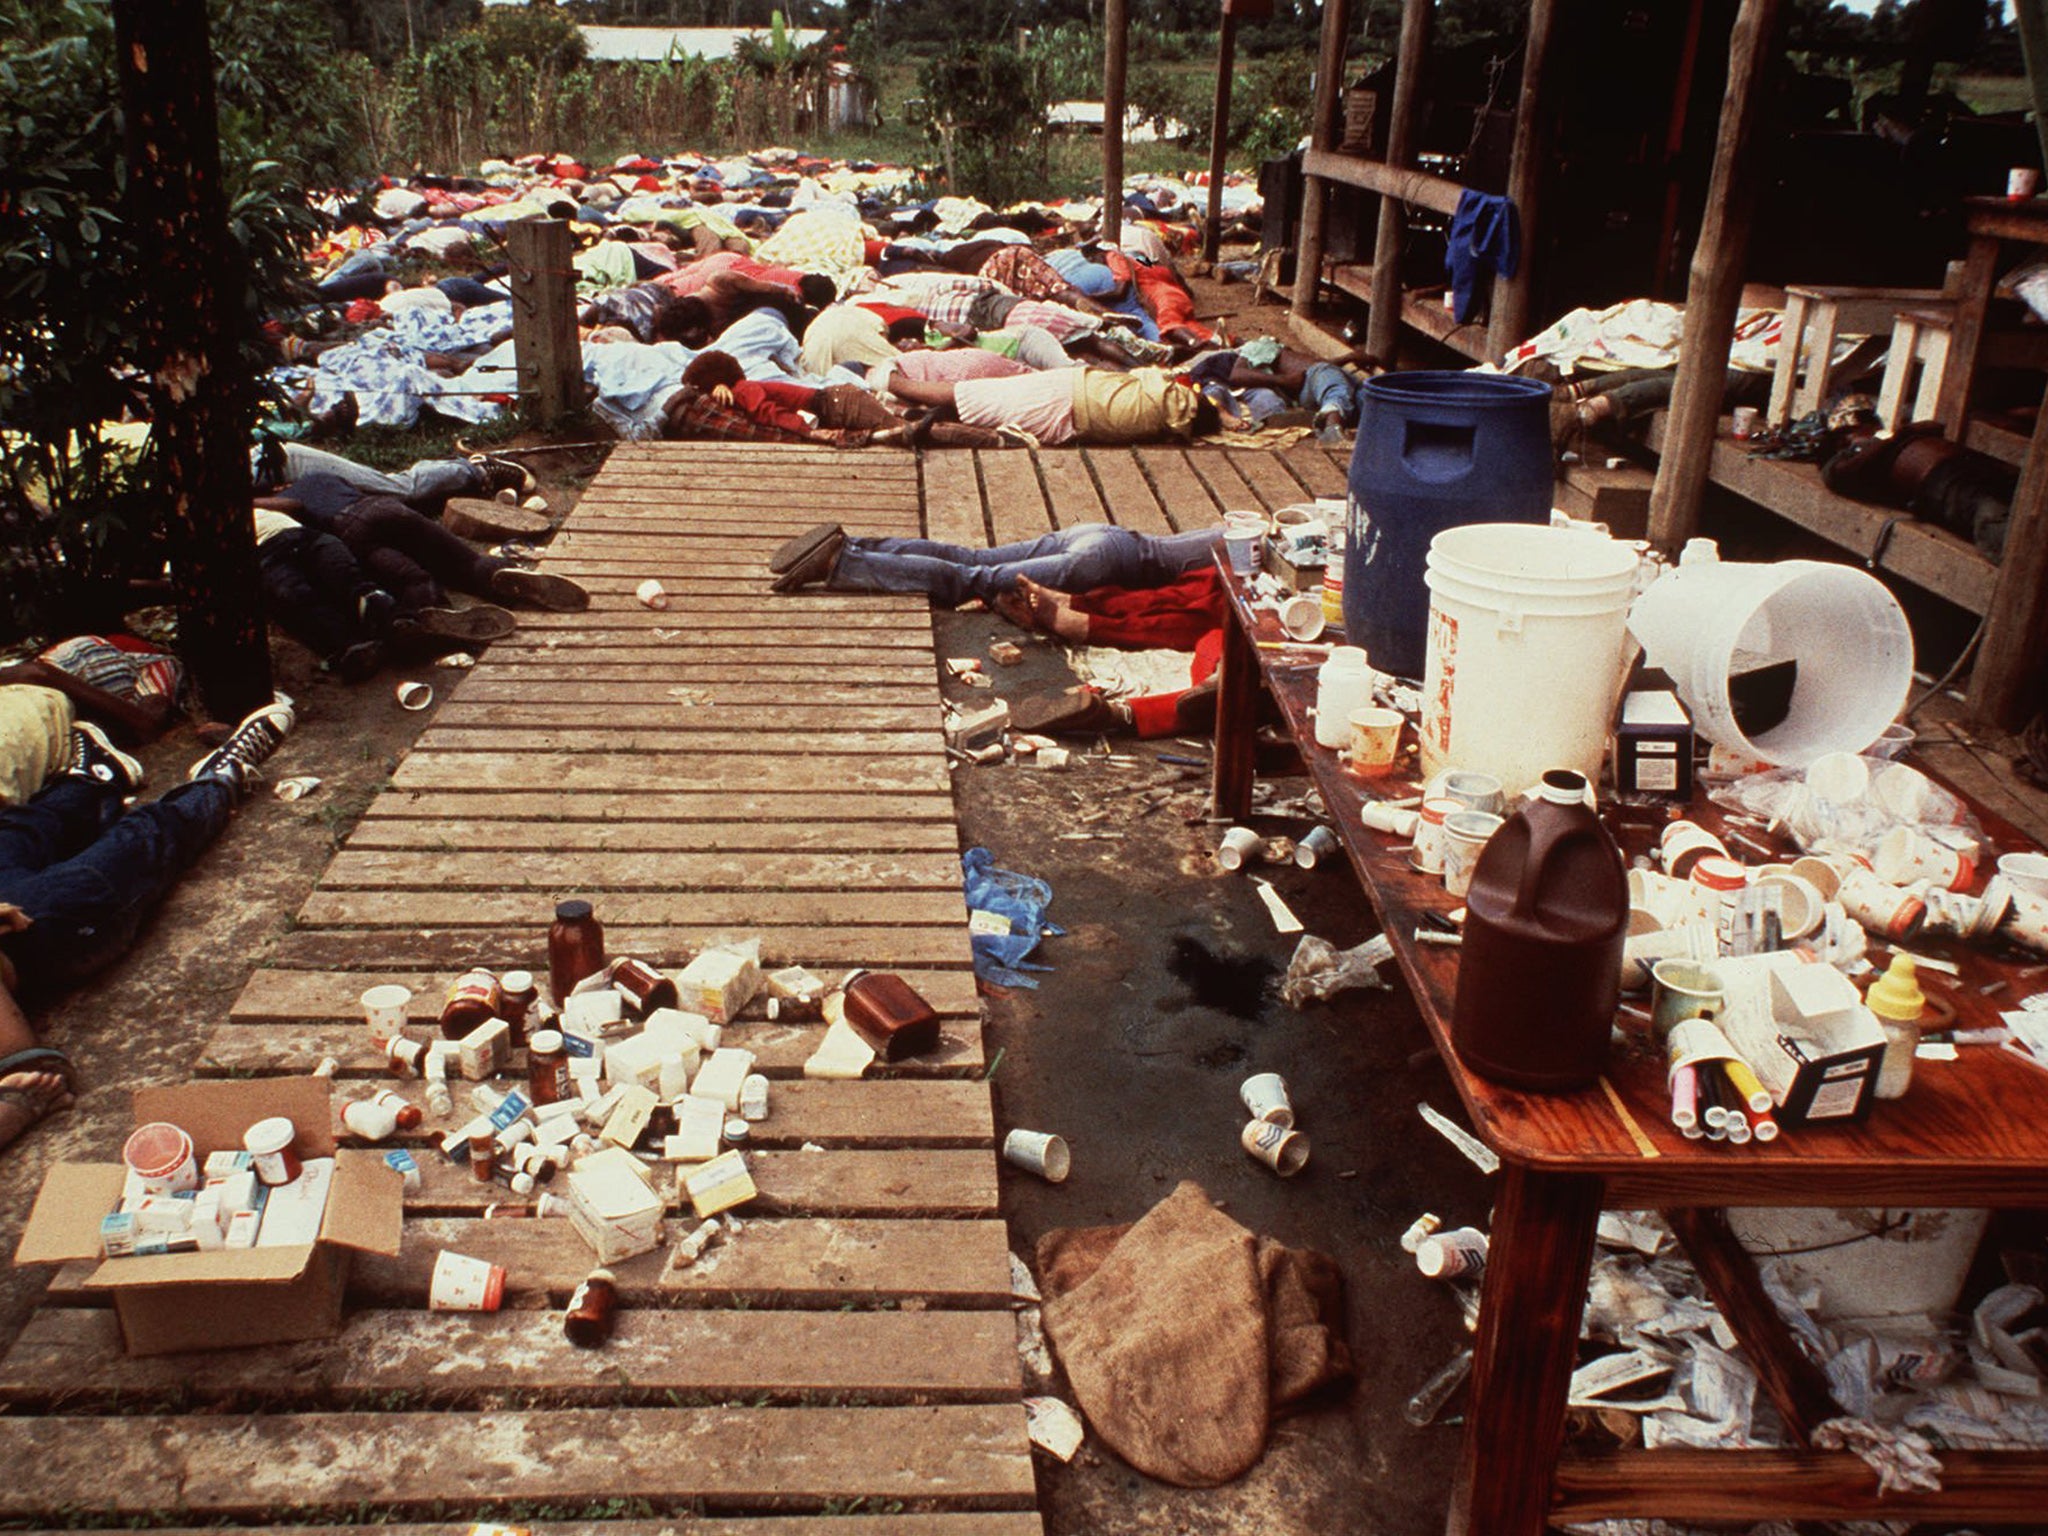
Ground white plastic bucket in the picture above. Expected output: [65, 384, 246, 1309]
[1626, 544, 1913, 767]
[1420, 523, 1640, 795]
[1726, 1207, 1989, 1323]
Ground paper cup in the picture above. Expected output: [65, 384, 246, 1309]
[123, 1122, 198, 1195]
[1649, 959, 1724, 1036]
[2011, 167, 2042, 199]
[1216, 826, 1263, 872]
[1239, 1072, 1294, 1127]
[1790, 856, 1843, 900]
[1224, 531, 1258, 575]
[1837, 867, 1927, 941]
[1003, 1128, 1070, 1182]
[1864, 722, 1914, 760]
[1415, 1227, 1488, 1280]
[1997, 851, 2048, 900]
[361, 983, 413, 1045]
[1279, 592, 1326, 642]
[1295, 826, 1341, 869]
[1751, 873, 1824, 941]
[1659, 820, 1727, 879]
[429, 1249, 507, 1311]
[1731, 405, 1760, 440]
[1441, 810, 1504, 898]
[396, 680, 433, 710]
[2000, 880, 2048, 953]
[1240, 1118, 1309, 1176]
[1622, 923, 1717, 992]
[1874, 826, 1974, 892]
[1437, 770, 1506, 817]
[1346, 706, 1403, 773]
[635, 578, 668, 609]
[1410, 798, 1460, 874]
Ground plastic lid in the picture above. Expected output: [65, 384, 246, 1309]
[555, 899, 593, 921]
[1866, 953, 1926, 1021]
[587, 1267, 616, 1284]
[123, 1121, 192, 1177]
[501, 970, 534, 991]
[528, 1030, 565, 1053]
[242, 1116, 296, 1156]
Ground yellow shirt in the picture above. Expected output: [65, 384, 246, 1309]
[1071, 366, 1201, 444]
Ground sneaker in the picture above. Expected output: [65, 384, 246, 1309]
[358, 588, 399, 635]
[469, 453, 535, 496]
[488, 566, 588, 612]
[334, 640, 384, 683]
[400, 603, 518, 642]
[188, 700, 295, 785]
[1315, 411, 1348, 445]
[65, 723, 145, 793]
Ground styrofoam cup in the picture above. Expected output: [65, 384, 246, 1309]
[1295, 826, 1341, 869]
[1875, 826, 1975, 892]
[361, 984, 413, 1043]
[1239, 1072, 1293, 1128]
[1279, 593, 1326, 642]
[1003, 1128, 1070, 1183]
[1441, 809, 1504, 898]
[1216, 826, 1263, 872]
[1346, 706, 1403, 772]
[1996, 851, 2048, 899]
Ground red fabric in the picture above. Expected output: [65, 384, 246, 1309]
[856, 302, 923, 327]
[344, 299, 384, 323]
[635, 174, 664, 191]
[732, 379, 821, 435]
[1126, 632, 1224, 738]
[1071, 567, 1227, 652]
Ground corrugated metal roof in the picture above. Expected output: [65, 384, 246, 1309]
[574, 25, 829, 61]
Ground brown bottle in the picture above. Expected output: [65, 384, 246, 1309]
[548, 899, 606, 1004]
[564, 1268, 618, 1348]
[610, 956, 678, 1016]
[527, 1030, 570, 1107]
[1450, 769, 1628, 1092]
[439, 969, 502, 1041]
[497, 970, 538, 1048]
[840, 970, 941, 1060]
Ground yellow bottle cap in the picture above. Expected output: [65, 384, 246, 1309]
[1866, 953, 1926, 1021]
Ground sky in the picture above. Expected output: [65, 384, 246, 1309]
[1833, 0, 2017, 14]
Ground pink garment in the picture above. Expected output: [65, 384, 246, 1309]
[1004, 299, 1094, 340]
[954, 369, 1078, 445]
[891, 348, 1032, 383]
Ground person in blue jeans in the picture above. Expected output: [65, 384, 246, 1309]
[0, 702, 293, 1152]
[768, 521, 1225, 604]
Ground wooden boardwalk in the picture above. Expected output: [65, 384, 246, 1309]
[0, 437, 1351, 1531]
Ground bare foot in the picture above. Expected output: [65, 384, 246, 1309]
[1016, 576, 1090, 641]
[0, 1070, 74, 1153]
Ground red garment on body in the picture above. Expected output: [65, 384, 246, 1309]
[1066, 567, 1226, 739]
[731, 379, 821, 434]
[856, 301, 924, 328]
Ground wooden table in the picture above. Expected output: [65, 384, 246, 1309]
[1210, 557, 2048, 1533]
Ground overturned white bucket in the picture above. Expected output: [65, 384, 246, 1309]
[1420, 522, 1641, 796]
[1628, 541, 1912, 768]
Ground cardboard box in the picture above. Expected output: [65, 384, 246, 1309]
[14, 1079, 401, 1355]
[1614, 688, 1693, 800]
[1715, 954, 1886, 1126]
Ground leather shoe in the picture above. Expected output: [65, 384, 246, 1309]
[771, 526, 845, 593]
[769, 521, 844, 575]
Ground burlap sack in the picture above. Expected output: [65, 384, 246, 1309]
[1037, 1180, 1352, 1487]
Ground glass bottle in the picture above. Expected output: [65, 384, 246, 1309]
[548, 899, 606, 1003]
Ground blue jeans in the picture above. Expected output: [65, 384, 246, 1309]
[1301, 362, 1359, 423]
[0, 778, 235, 997]
[829, 525, 1224, 605]
[271, 443, 482, 509]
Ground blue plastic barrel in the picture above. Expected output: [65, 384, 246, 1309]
[1343, 371, 1555, 679]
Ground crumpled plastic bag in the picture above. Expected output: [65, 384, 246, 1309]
[1708, 754, 1979, 863]
[961, 847, 1064, 989]
[1280, 933, 1394, 1007]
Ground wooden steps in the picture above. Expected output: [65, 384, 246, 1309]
[0, 443, 1038, 1532]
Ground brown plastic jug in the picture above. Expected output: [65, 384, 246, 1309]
[1450, 768, 1628, 1091]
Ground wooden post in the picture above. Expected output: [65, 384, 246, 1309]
[2017, 0, 2048, 179]
[1486, 0, 1557, 362]
[1288, 0, 1352, 318]
[1201, 7, 1241, 264]
[111, 0, 273, 722]
[1102, 0, 1129, 245]
[1364, 0, 1433, 366]
[1967, 376, 2048, 725]
[507, 220, 581, 429]
[1645, 0, 1784, 550]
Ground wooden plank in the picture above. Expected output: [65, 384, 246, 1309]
[435, 702, 938, 732]
[1302, 146, 1467, 215]
[1084, 446, 1173, 534]
[491, 632, 931, 654]
[1224, 445, 1324, 512]
[408, 1148, 999, 1217]
[230, 966, 982, 1022]
[977, 447, 1053, 546]
[441, 664, 939, 687]
[661, 1215, 1013, 1303]
[266, 927, 973, 976]
[200, 1011, 984, 1077]
[416, 729, 942, 758]
[1035, 445, 1108, 527]
[1136, 446, 1224, 531]
[389, 754, 949, 794]
[1553, 1447, 2048, 1522]
[1282, 439, 1349, 497]
[478, 645, 935, 669]
[5, 1524, 1035, 1536]
[343, 819, 959, 853]
[515, 606, 931, 630]
[442, 683, 938, 709]
[360, 788, 955, 822]
[922, 450, 987, 547]
[0, 1405, 1035, 1518]
[317, 848, 961, 891]
[0, 1307, 1020, 1404]
[1183, 448, 1267, 516]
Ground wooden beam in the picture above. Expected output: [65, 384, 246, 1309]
[1646, 0, 1785, 549]
[1967, 376, 2048, 726]
[1365, 0, 1434, 365]
[507, 220, 580, 428]
[1102, 0, 1129, 245]
[1488, 0, 1557, 361]
[1301, 150, 1465, 216]
[112, 0, 274, 721]
[1202, 9, 1240, 263]
[1554, 1447, 2048, 1522]
[1290, 0, 1353, 318]
[2017, 0, 2048, 183]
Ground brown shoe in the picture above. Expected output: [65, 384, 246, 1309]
[1010, 686, 1130, 735]
[769, 521, 844, 575]
[488, 566, 589, 611]
[771, 526, 845, 593]
[404, 604, 517, 643]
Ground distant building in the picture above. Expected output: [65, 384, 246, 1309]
[575, 25, 828, 62]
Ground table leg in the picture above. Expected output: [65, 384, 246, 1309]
[1211, 601, 1260, 820]
[1938, 233, 1999, 442]
[1449, 1164, 1603, 1536]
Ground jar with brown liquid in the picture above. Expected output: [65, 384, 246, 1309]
[439, 969, 502, 1041]
[548, 900, 606, 1004]
[564, 1268, 618, 1347]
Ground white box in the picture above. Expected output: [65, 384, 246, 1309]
[665, 1095, 727, 1162]
[601, 1085, 659, 1149]
[605, 1012, 707, 1091]
[676, 950, 760, 1025]
[566, 1201, 663, 1265]
[457, 1017, 510, 1081]
[253, 1158, 335, 1248]
[692, 1047, 756, 1112]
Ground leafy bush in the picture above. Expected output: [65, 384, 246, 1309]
[917, 43, 1054, 206]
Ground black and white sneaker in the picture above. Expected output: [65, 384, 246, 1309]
[469, 454, 535, 497]
[65, 723, 145, 793]
[187, 699, 296, 789]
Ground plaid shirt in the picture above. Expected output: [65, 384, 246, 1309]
[661, 391, 811, 443]
[39, 635, 183, 702]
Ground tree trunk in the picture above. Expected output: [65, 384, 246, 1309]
[112, 0, 274, 722]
